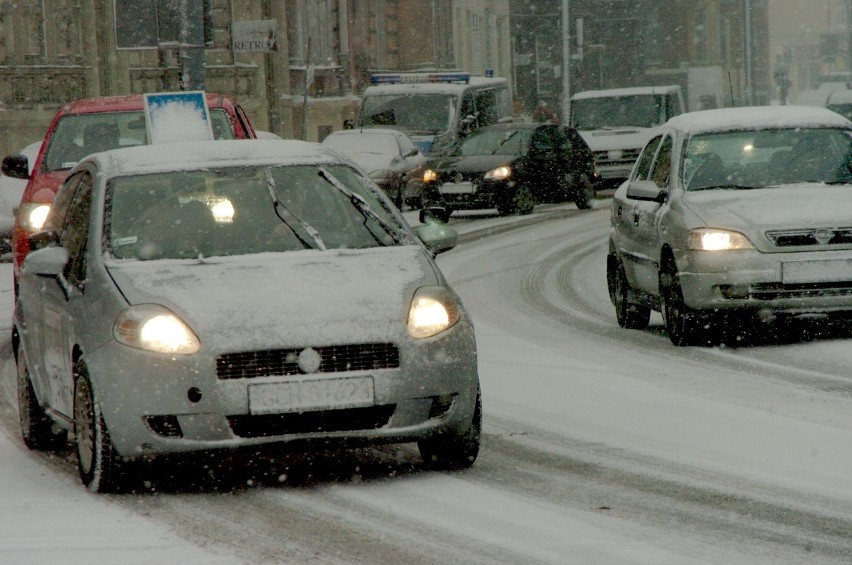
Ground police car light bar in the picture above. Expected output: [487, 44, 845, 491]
[370, 72, 471, 85]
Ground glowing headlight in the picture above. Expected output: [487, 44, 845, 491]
[18, 202, 51, 232]
[687, 228, 753, 251]
[408, 286, 461, 338]
[114, 304, 200, 354]
[423, 169, 438, 182]
[484, 165, 511, 180]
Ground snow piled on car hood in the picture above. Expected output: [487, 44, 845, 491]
[105, 246, 434, 351]
[683, 184, 852, 231]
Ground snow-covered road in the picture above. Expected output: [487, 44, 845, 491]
[1, 201, 851, 564]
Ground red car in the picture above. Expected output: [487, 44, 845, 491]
[1, 93, 257, 291]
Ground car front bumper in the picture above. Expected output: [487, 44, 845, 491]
[677, 247, 852, 316]
[85, 321, 479, 459]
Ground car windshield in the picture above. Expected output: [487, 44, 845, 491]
[106, 163, 407, 260]
[357, 94, 457, 134]
[683, 128, 852, 191]
[454, 128, 531, 156]
[571, 94, 666, 129]
[43, 109, 237, 172]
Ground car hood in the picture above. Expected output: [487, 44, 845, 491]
[682, 184, 852, 235]
[345, 152, 397, 174]
[578, 128, 657, 152]
[434, 154, 518, 174]
[106, 246, 438, 351]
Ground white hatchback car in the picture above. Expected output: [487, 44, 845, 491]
[322, 128, 426, 208]
[607, 105, 852, 346]
[14, 139, 480, 492]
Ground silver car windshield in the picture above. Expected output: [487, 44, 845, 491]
[684, 128, 852, 191]
[106, 164, 407, 261]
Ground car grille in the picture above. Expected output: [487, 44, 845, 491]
[766, 228, 852, 247]
[216, 343, 400, 379]
[593, 148, 641, 164]
[227, 405, 395, 437]
[440, 171, 480, 183]
[723, 282, 852, 300]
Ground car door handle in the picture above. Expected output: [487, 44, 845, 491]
[633, 211, 640, 226]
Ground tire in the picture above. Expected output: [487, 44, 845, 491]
[17, 352, 67, 451]
[419, 387, 482, 470]
[608, 257, 651, 329]
[660, 262, 708, 346]
[497, 184, 535, 216]
[572, 174, 596, 210]
[74, 363, 122, 493]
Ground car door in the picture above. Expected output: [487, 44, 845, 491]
[630, 134, 674, 293]
[526, 126, 562, 199]
[39, 170, 93, 418]
[614, 134, 663, 291]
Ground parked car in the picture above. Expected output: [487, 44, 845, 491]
[322, 127, 426, 208]
[607, 105, 852, 346]
[14, 139, 481, 493]
[1, 92, 257, 293]
[420, 123, 598, 216]
[0, 141, 41, 257]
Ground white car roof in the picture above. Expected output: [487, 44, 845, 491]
[826, 89, 852, 104]
[364, 76, 507, 96]
[664, 105, 852, 135]
[91, 139, 341, 177]
[324, 128, 407, 139]
[571, 85, 681, 100]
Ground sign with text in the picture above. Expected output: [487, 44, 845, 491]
[143, 91, 214, 144]
[232, 20, 278, 52]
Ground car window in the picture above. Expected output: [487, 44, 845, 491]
[634, 135, 663, 180]
[106, 164, 406, 261]
[649, 135, 673, 187]
[59, 173, 92, 285]
[457, 128, 531, 156]
[44, 112, 148, 171]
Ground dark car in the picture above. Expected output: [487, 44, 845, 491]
[420, 123, 599, 215]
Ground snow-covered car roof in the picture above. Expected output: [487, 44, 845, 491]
[90, 139, 340, 177]
[363, 76, 507, 96]
[665, 105, 852, 135]
[826, 89, 852, 105]
[571, 85, 681, 100]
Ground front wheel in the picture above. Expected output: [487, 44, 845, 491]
[419, 388, 482, 470]
[18, 352, 67, 451]
[74, 363, 122, 493]
[660, 263, 710, 346]
[497, 184, 535, 216]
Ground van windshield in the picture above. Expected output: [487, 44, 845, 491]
[571, 94, 665, 129]
[357, 94, 456, 134]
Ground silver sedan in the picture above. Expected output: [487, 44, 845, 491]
[607, 105, 852, 346]
[14, 139, 480, 492]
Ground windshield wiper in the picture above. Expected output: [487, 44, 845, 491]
[491, 131, 519, 154]
[317, 167, 401, 246]
[690, 184, 759, 191]
[264, 170, 326, 250]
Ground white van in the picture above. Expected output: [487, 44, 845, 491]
[825, 88, 852, 121]
[355, 72, 512, 157]
[570, 85, 685, 187]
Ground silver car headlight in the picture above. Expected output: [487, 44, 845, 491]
[687, 228, 753, 251]
[114, 304, 200, 354]
[484, 165, 511, 180]
[408, 286, 461, 338]
[18, 202, 51, 232]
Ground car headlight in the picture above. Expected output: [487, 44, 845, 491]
[484, 165, 511, 180]
[18, 202, 51, 232]
[423, 169, 438, 183]
[408, 286, 461, 338]
[114, 304, 200, 354]
[687, 228, 753, 251]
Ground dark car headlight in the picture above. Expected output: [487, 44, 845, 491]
[408, 286, 461, 338]
[484, 165, 511, 180]
[114, 304, 200, 354]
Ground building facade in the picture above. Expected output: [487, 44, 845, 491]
[0, 0, 511, 157]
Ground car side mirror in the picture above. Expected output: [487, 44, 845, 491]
[625, 179, 666, 203]
[413, 220, 457, 256]
[404, 149, 419, 158]
[2, 154, 30, 180]
[21, 243, 68, 278]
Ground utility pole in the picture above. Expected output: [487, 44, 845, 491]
[561, 0, 571, 123]
[744, 0, 753, 105]
[179, 0, 205, 90]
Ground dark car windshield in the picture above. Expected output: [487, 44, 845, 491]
[684, 128, 852, 191]
[571, 94, 666, 129]
[454, 128, 532, 156]
[357, 94, 457, 134]
[43, 109, 237, 172]
[106, 164, 408, 261]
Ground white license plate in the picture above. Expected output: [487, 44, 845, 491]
[249, 376, 375, 414]
[441, 182, 475, 194]
[782, 259, 852, 284]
